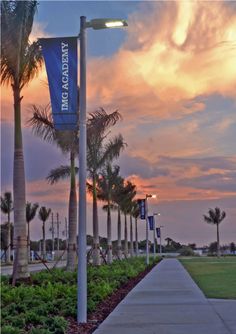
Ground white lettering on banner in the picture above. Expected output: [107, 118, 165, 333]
[61, 42, 69, 111]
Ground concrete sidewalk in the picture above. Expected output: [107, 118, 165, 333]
[94, 259, 236, 334]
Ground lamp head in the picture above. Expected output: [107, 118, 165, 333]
[86, 18, 128, 30]
[146, 194, 157, 199]
[153, 212, 161, 216]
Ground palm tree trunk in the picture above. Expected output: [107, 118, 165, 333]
[130, 215, 134, 257]
[66, 152, 77, 271]
[27, 221, 31, 262]
[92, 175, 100, 265]
[124, 213, 128, 257]
[107, 200, 112, 264]
[135, 218, 138, 256]
[42, 221, 46, 261]
[217, 222, 220, 257]
[12, 85, 29, 278]
[117, 206, 122, 259]
[6, 212, 11, 263]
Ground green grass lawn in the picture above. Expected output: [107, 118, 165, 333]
[180, 256, 236, 299]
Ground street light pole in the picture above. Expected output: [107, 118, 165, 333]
[153, 215, 156, 259]
[51, 212, 54, 261]
[77, 16, 127, 324]
[153, 212, 160, 258]
[145, 198, 149, 265]
[77, 15, 87, 324]
[160, 225, 164, 256]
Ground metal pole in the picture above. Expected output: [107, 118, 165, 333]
[160, 228, 162, 256]
[56, 213, 60, 254]
[77, 15, 87, 324]
[51, 213, 54, 261]
[145, 198, 149, 265]
[153, 216, 156, 259]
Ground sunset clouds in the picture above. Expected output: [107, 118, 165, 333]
[87, 1, 236, 122]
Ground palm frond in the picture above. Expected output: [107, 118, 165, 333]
[27, 104, 56, 143]
[99, 134, 126, 168]
[88, 108, 122, 136]
[46, 165, 78, 184]
[102, 204, 118, 212]
[220, 210, 226, 222]
[20, 40, 43, 87]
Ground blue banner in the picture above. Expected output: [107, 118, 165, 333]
[156, 227, 160, 238]
[40, 37, 78, 130]
[148, 216, 154, 230]
[137, 199, 146, 220]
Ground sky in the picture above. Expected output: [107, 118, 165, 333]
[1, 0, 236, 247]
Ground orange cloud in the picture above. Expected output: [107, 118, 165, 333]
[87, 1, 236, 121]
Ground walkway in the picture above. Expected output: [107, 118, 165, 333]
[0, 260, 66, 276]
[94, 259, 236, 334]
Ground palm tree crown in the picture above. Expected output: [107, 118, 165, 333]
[26, 202, 39, 223]
[1, 1, 43, 88]
[38, 206, 51, 222]
[1, 192, 13, 215]
[203, 207, 226, 225]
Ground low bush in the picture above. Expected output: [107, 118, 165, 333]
[1, 256, 159, 333]
[179, 246, 195, 256]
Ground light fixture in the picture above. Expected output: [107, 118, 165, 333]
[86, 18, 128, 30]
[146, 194, 157, 199]
[153, 212, 161, 216]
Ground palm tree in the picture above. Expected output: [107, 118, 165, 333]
[97, 164, 122, 264]
[87, 108, 126, 265]
[26, 202, 38, 261]
[203, 207, 226, 257]
[28, 105, 78, 271]
[38, 206, 51, 261]
[119, 181, 136, 258]
[132, 201, 140, 256]
[1, 192, 13, 263]
[1, 1, 43, 279]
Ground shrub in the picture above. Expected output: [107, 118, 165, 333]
[1, 256, 160, 333]
[179, 246, 195, 256]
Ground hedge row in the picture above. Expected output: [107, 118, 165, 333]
[1, 256, 159, 334]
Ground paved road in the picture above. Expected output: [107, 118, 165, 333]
[94, 259, 236, 334]
[0, 261, 66, 276]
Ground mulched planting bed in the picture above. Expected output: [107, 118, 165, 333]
[67, 262, 158, 334]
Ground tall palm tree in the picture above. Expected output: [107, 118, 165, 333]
[26, 202, 38, 261]
[132, 201, 140, 256]
[119, 181, 136, 258]
[1, 1, 43, 279]
[129, 200, 139, 257]
[38, 206, 51, 261]
[203, 207, 226, 257]
[1, 192, 13, 263]
[87, 108, 126, 265]
[28, 105, 78, 271]
[97, 164, 122, 264]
